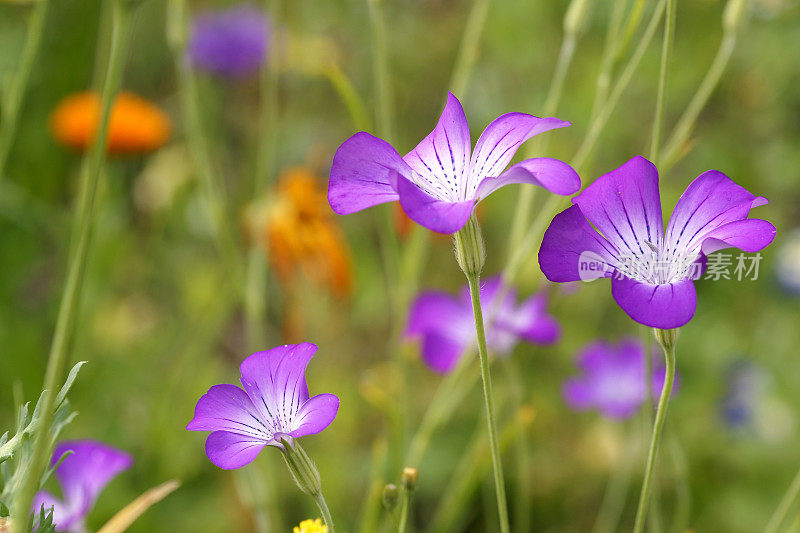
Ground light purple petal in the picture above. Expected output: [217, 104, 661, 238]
[421, 331, 467, 374]
[32, 491, 78, 532]
[290, 393, 340, 437]
[539, 205, 619, 282]
[699, 218, 777, 255]
[50, 441, 132, 525]
[239, 343, 317, 433]
[563, 379, 594, 410]
[573, 156, 664, 258]
[474, 157, 581, 200]
[188, 6, 270, 77]
[205, 431, 267, 470]
[396, 173, 475, 234]
[406, 291, 471, 338]
[468, 113, 571, 190]
[403, 92, 471, 201]
[510, 294, 561, 345]
[329, 132, 412, 214]
[186, 384, 271, 440]
[665, 170, 769, 255]
[611, 276, 697, 328]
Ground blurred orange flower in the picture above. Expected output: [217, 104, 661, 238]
[50, 91, 171, 154]
[245, 167, 352, 298]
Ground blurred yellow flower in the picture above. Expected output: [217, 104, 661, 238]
[245, 166, 352, 299]
[50, 91, 171, 155]
[293, 518, 327, 533]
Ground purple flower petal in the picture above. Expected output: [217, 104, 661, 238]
[290, 393, 340, 438]
[665, 170, 769, 255]
[611, 276, 697, 328]
[403, 92, 471, 202]
[699, 218, 777, 255]
[205, 431, 267, 470]
[186, 384, 271, 440]
[510, 294, 561, 344]
[468, 113, 571, 191]
[422, 331, 467, 374]
[573, 155, 664, 258]
[396, 173, 475, 233]
[539, 205, 619, 282]
[406, 291, 471, 338]
[32, 491, 77, 532]
[474, 157, 581, 200]
[328, 132, 411, 214]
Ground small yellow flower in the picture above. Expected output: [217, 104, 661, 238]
[293, 518, 328, 533]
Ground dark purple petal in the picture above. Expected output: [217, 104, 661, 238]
[396, 173, 475, 234]
[49, 441, 132, 524]
[699, 219, 777, 255]
[289, 393, 340, 438]
[186, 384, 271, 440]
[188, 5, 270, 77]
[421, 331, 467, 374]
[469, 113, 570, 188]
[239, 343, 317, 433]
[406, 291, 471, 338]
[329, 132, 412, 214]
[403, 93, 471, 201]
[665, 170, 769, 255]
[611, 276, 697, 328]
[573, 156, 664, 257]
[474, 157, 581, 200]
[539, 205, 619, 282]
[205, 431, 267, 469]
[511, 294, 561, 345]
[562, 379, 594, 410]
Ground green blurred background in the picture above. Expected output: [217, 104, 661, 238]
[2, 0, 800, 531]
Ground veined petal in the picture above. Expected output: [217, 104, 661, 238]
[474, 157, 581, 200]
[396, 173, 475, 234]
[290, 393, 340, 438]
[239, 343, 317, 433]
[52, 441, 132, 517]
[205, 431, 267, 470]
[539, 205, 619, 282]
[467, 113, 570, 197]
[187, 384, 272, 439]
[666, 170, 770, 255]
[611, 276, 697, 329]
[403, 92, 471, 203]
[328, 132, 411, 214]
[573, 156, 664, 257]
[700, 218, 777, 254]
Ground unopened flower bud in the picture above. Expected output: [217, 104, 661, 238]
[723, 0, 749, 34]
[564, 0, 592, 37]
[280, 439, 322, 496]
[454, 215, 485, 277]
[382, 483, 400, 510]
[654, 328, 680, 352]
[401, 467, 418, 492]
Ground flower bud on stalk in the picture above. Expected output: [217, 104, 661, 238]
[401, 467, 418, 493]
[382, 484, 400, 511]
[281, 439, 322, 496]
[454, 215, 485, 278]
[654, 328, 679, 352]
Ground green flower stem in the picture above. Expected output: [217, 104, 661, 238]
[632, 328, 678, 533]
[397, 489, 411, 533]
[448, 0, 491, 97]
[649, 0, 676, 165]
[660, 26, 739, 170]
[366, 0, 394, 142]
[323, 63, 372, 131]
[167, 0, 242, 287]
[765, 464, 800, 533]
[465, 274, 510, 533]
[313, 492, 336, 533]
[589, 0, 630, 121]
[9, 3, 133, 530]
[0, 0, 51, 181]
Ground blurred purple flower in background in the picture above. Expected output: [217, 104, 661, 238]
[563, 339, 677, 419]
[187, 343, 339, 469]
[188, 4, 270, 77]
[721, 359, 768, 430]
[406, 276, 560, 373]
[539, 156, 776, 329]
[328, 92, 580, 233]
[32, 441, 132, 532]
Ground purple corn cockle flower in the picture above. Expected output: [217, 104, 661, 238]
[187, 343, 339, 470]
[328, 92, 581, 234]
[563, 339, 676, 420]
[32, 441, 132, 532]
[188, 5, 270, 77]
[406, 276, 560, 373]
[539, 156, 776, 329]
